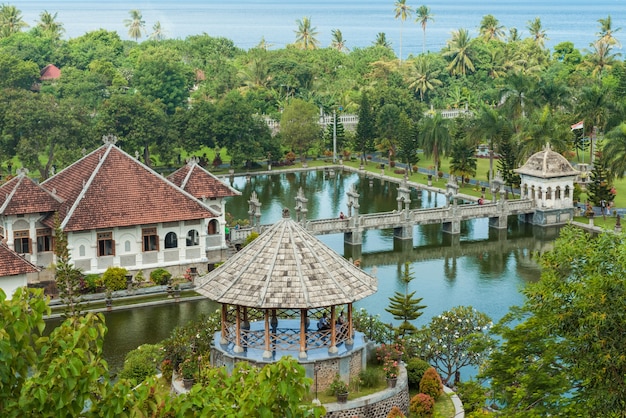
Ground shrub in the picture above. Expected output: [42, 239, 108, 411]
[456, 380, 487, 413]
[359, 367, 382, 388]
[244, 231, 259, 247]
[102, 266, 128, 291]
[419, 367, 443, 400]
[150, 268, 172, 285]
[161, 359, 173, 383]
[390, 161, 396, 167]
[327, 374, 348, 395]
[394, 169, 406, 175]
[118, 343, 163, 383]
[387, 405, 406, 418]
[83, 274, 103, 293]
[162, 312, 220, 370]
[409, 393, 435, 417]
[406, 358, 431, 390]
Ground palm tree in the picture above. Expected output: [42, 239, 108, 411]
[443, 28, 475, 76]
[597, 15, 621, 47]
[515, 105, 570, 160]
[294, 17, 319, 50]
[331, 29, 348, 52]
[500, 72, 536, 121]
[407, 55, 442, 101]
[479, 14, 505, 42]
[527, 17, 548, 48]
[148, 21, 166, 41]
[581, 40, 619, 79]
[470, 103, 507, 181]
[394, 0, 414, 63]
[124, 9, 145, 41]
[603, 123, 626, 179]
[0, 4, 28, 38]
[37, 10, 64, 40]
[419, 112, 450, 174]
[373, 32, 392, 48]
[415, 5, 434, 54]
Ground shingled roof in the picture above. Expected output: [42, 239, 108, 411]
[0, 172, 63, 215]
[515, 143, 579, 179]
[41, 141, 216, 232]
[0, 242, 39, 277]
[168, 158, 240, 201]
[195, 210, 377, 309]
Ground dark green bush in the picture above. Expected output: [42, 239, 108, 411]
[409, 393, 435, 417]
[358, 367, 381, 388]
[102, 267, 128, 291]
[406, 358, 432, 390]
[456, 380, 487, 413]
[150, 268, 172, 285]
[83, 274, 102, 293]
[118, 343, 163, 383]
[419, 367, 443, 400]
[162, 312, 220, 370]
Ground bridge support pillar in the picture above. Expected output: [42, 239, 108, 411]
[442, 220, 461, 234]
[344, 230, 362, 245]
[393, 225, 413, 240]
[393, 236, 414, 252]
[344, 243, 362, 262]
[489, 216, 508, 229]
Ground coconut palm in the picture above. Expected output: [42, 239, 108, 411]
[515, 105, 571, 160]
[527, 17, 548, 48]
[499, 72, 536, 121]
[603, 123, 626, 179]
[407, 55, 442, 101]
[294, 17, 319, 50]
[37, 10, 64, 40]
[394, 0, 414, 63]
[124, 9, 145, 41]
[419, 112, 450, 173]
[479, 14, 505, 42]
[443, 28, 475, 76]
[415, 5, 434, 54]
[148, 21, 166, 41]
[581, 39, 619, 79]
[597, 15, 621, 47]
[0, 4, 28, 38]
[373, 32, 392, 48]
[331, 29, 348, 52]
[470, 103, 507, 181]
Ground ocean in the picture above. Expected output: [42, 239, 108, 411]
[15, 0, 626, 57]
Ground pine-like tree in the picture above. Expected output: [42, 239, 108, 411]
[396, 111, 419, 173]
[323, 112, 346, 155]
[385, 262, 426, 337]
[587, 151, 616, 206]
[449, 117, 476, 186]
[354, 93, 376, 163]
[497, 128, 521, 195]
[54, 213, 84, 318]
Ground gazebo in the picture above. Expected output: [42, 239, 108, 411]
[195, 208, 378, 388]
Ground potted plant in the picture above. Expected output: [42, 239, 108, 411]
[180, 358, 196, 389]
[384, 359, 399, 388]
[329, 374, 349, 403]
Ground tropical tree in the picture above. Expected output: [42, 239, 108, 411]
[294, 17, 319, 50]
[443, 28, 476, 76]
[497, 130, 521, 194]
[330, 29, 348, 52]
[36, 10, 64, 40]
[581, 39, 619, 79]
[373, 32, 392, 48]
[396, 111, 419, 171]
[414, 306, 494, 385]
[470, 104, 506, 181]
[499, 71, 536, 121]
[515, 105, 571, 160]
[479, 14, 505, 42]
[280, 98, 320, 161]
[419, 112, 450, 173]
[394, 0, 414, 62]
[385, 262, 426, 337]
[0, 3, 28, 38]
[597, 15, 621, 47]
[586, 151, 616, 206]
[483, 227, 626, 416]
[148, 21, 166, 41]
[375, 103, 401, 165]
[603, 122, 626, 179]
[415, 5, 434, 54]
[406, 55, 442, 101]
[124, 9, 145, 41]
[355, 92, 376, 162]
[527, 17, 548, 48]
[448, 118, 476, 185]
[53, 214, 84, 318]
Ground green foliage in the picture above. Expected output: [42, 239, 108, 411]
[102, 266, 128, 291]
[406, 358, 432, 390]
[162, 311, 220, 370]
[358, 367, 382, 388]
[419, 367, 443, 400]
[352, 308, 394, 344]
[53, 213, 84, 317]
[161, 359, 174, 383]
[150, 267, 172, 285]
[179, 358, 197, 380]
[456, 380, 488, 413]
[327, 374, 349, 395]
[83, 274, 102, 293]
[118, 343, 163, 383]
[280, 98, 320, 159]
[482, 226, 626, 416]
[244, 231, 259, 247]
[412, 306, 495, 385]
[409, 393, 435, 417]
[386, 262, 426, 337]
[586, 151, 615, 206]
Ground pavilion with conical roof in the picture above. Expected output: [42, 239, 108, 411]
[195, 208, 377, 388]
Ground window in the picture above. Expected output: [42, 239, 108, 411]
[14, 230, 31, 254]
[165, 232, 178, 249]
[142, 228, 159, 252]
[36, 228, 52, 252]
[125, 240, 131, 252]
[79, 245, 85, 257]
[186, 229, 199, 246]
[98, 232, 114, 256]
[207, 219, 219, 235]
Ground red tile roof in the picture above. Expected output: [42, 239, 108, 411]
[0, 174, 62, 215]
[42, 144, 216, 232]
[40, 64, 61, 80]
[0, 242, 39, 276]
[168, 160, 240, 200]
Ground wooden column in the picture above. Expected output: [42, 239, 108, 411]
[263, 309, 272, 358]
[220, 304, 228, 344]
[234, 305, 243, 353]
[299, 308, 307, 358]
[329, 305, 338, 353]
[347, 303, 354, 344]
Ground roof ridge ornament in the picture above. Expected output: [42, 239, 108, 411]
[102, 134, 118, 145]
[186, 156, 199, 166]
[16, 167, 29, 177]
[282, 208, 290, 218]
